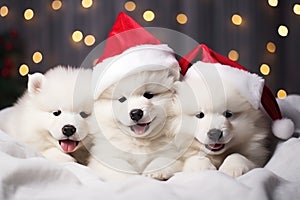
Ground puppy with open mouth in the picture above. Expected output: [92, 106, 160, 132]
[177, 45, 294, 177]
[87, 13, 184, 181]
[0, 66, 93, 164]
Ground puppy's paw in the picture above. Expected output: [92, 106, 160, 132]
[219, 153, 256, 177]
[145, 170, 172, 180]
[143, 158, 183, 180]
[183, 155, 216, 172]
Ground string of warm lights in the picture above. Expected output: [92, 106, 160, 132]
[52, 0, 62, 10]
[228, 50, 239, 62]
[81, 0, 93, 9]
[24, 9, 34, 20]
[176, 13, 188, 24]
[268, 0, 278, 7]
[0, 0, 299, 99]
[32, 51, 43, 64]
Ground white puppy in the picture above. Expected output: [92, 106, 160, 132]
[0, 66, 93, 164]
[178, 61, 274, 177]
[88, 68, 187, 180]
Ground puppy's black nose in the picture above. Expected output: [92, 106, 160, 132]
[130, 109, 143, 122]
[207, 129, 223, 141]
[62, 125, 76, 137]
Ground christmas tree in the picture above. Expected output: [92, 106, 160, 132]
[0, 30, 26, 109]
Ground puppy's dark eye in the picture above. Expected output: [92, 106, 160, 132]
[223, 110, 233, 118]
[53, 110, 61, 116]
[80, 111, 89, 118]
[143, 92, 154, 99]
[118, 96, 127, 103]
[196, 112, 205, 119]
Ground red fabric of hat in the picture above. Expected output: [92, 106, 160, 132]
[96, 12, 161, 64]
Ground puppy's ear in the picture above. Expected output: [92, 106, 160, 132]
[28, 73, 46, 94]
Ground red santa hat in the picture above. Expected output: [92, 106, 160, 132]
[179, 44, 294, 140]
[92, 12, 180, 100]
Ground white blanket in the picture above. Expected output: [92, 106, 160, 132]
[1, 132, 300, 199]
[1, 95, 300, 199]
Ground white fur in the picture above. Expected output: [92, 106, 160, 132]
[277, 95, 300, 134]
[88, 69, 185, 181]
[272, 118, 294, 140]
[0, 66, 93, 164]
[92, 44, 180, 100]
[185, 61, 265, 109]
[177, 63, 273, 177]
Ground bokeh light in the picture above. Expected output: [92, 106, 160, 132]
[228, 50, 239, 61]
[176, 13, 188, 24]
[278, 25, 289, 37]
[268, 0, 278, 7]
[82, 0, 93, 9]
[277, 89, 287, 99]
[24, 9, 34, 20]
[293, 4, 300, 15]
[231, 14, 242, 26]
[143, 10, 155, 22]
[52, 0, 62, 10]
[84, 35, 96, 46]
[32, 51, 43, 64]
[260, 64, 270, 75]
[266, 42, 276, 53]
[19, 64, 29, 76]
[0, 6, 8, 17]
[72, 30, 83, 42]
[124, 1, 136, 12]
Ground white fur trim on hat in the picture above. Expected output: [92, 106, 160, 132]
[184, 61, 265, 109]
[272, 118, 295, 140]
[92, 44, 180, 100]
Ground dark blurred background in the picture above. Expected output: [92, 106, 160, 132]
[0, 0, 299, 109]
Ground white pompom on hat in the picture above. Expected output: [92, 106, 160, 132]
[179, 44, 294, 140]
[92, 12, 180, 100]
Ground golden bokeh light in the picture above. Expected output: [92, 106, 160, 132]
[277, 89, 287, 99]
[176, 13, 188, 24]
[228, 50, 239, 61]
[81, 0, 93, 9]
[0, 6, 8, 17]
[124, 1, 136, 12]
[19, 64, 29, 76]
[143, 10, 155, 22]
[293, 4, 300, 15]
[72, 30, 83, 42]
[32, 51, 43, 64]
[278, 25, 289, 37]
[231, 14, 242, 26]
[266, 42, 276, 53]
[24, 9, 34, 20]
[260, 64, 270, 75]
[52, 0, 62, 10]
[84, 35, 96, 46]
[268, 0, 278, 7]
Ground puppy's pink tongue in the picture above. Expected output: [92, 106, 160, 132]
[60, 140, 77, 153]
[132, 124, 147, 135]
[209, 144, 223, 150]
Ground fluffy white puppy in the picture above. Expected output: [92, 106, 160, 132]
[87, 41, 188, 181]
[0, 66, 93, 164]
[178, 61, 274, 177]
[88, 68, 187, 180]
